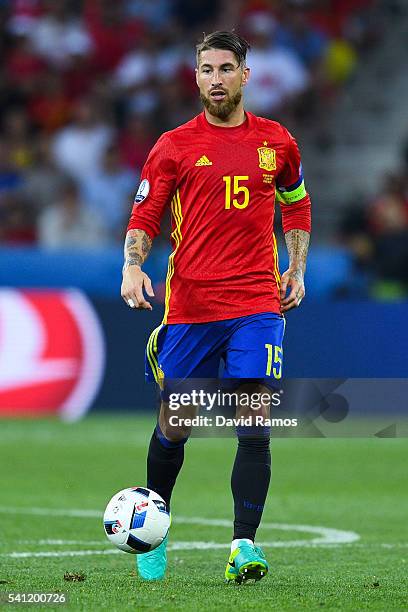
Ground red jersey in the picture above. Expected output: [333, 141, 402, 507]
[127, 111, 311, 324]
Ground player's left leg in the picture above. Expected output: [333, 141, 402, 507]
[223, 312, 285, 583]
[225, 429, 271, 583]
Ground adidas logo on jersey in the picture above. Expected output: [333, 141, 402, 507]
[195, 155, 213, 166]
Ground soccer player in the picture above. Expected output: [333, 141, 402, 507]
[121, 31, 311, 583]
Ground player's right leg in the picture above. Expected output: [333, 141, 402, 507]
[144, 323, 223, 510]
[137, 323, 223, 580]
[136, 412, 185, 580]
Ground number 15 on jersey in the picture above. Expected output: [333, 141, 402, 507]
[223, 176, 250, 210]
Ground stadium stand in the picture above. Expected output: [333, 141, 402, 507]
[0, 0, 407, 298]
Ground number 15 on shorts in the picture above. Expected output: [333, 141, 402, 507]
[265, 344, 282, 379]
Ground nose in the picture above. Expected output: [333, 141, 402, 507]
[210, 71, 223, 87]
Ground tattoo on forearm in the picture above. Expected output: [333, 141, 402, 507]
[123, 229, 152, 270]
[284, 229, 310, 274]
[126, 254, 143, 267]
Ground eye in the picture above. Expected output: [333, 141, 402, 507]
[202, 68, 211, 74]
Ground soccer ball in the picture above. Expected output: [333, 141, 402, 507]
[103, 487, 170, 554]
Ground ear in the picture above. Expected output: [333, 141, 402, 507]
[195, 67, 199, 87]
[241, 67, 250, 87]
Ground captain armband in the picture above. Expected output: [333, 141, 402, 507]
[276, 177, 307, 205]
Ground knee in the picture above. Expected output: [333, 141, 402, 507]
[159, 401, 196, 442]
[236, 383, 271, 421]
[159, 415, 191, 443]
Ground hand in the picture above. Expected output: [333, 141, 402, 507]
[121, 265, 154, 311]
[280, 267, 305, 313]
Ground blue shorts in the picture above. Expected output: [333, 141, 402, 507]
[145, 312, 285, 382]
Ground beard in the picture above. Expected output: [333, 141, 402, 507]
[200, 89, 242, 120]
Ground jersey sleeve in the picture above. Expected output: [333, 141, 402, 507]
[275, 129, 312, 234]
[127, 134, 178, 239]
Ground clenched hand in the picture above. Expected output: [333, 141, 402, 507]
[280, 267, 305, 313]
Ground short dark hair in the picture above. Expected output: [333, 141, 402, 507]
[196, 31, 250, 68]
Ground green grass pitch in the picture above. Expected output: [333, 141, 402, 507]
[0, 415, 407, 611]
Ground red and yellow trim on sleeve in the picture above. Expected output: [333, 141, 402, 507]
[163, 189, 183, 324]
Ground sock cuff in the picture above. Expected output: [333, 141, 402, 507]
[155, 423, 188, 449]
[237, 434, 270, 447]
[231, 537, 253, 552]
[236, 425, 271, 438]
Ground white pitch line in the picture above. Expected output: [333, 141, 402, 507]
[0, 506, 100, 518]
[1, 539, 352, 559]
[376, 543, 408, 549]
[17, 539, 109, 546]
[174, 516, 359, 545]
[0, 506, 359, 544]
[6, 549, 121, 558]
[0, 505, 359, 558]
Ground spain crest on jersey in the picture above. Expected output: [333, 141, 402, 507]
[257, 146, 276, 171]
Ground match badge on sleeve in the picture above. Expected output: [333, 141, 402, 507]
[134, 179, 150, 205]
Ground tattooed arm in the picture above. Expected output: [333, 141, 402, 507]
[121, 229, 154, 310]
[123, 229, 152, 269]
[280, 229, 310, 312]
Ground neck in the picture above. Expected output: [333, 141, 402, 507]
[204, 103, 246, 128]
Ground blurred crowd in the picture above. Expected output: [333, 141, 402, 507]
[0, 0, 382, 249]
[339, 141, 408, 300]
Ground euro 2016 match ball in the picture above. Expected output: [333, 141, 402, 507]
[103, 487, 170, 554]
